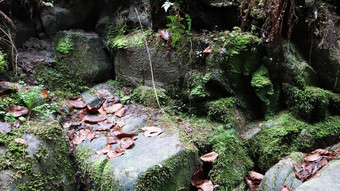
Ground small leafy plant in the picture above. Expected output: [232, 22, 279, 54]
[0, 50, 8, 73]
[17, 84, 43, 110]
[56, 37, 73, 54]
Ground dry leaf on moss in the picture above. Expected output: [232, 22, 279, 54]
[200, 152, 218, 162]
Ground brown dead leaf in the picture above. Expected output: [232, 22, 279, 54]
[69, 98, 87, 109]
[41, 89, 48, 98]
[83, 115, 107, 123]
[141, 126, 162, 137]
[119, 137, 135, 149]
[14, 138, 27, 145]
[281, 185, 290, 191]
[13, 120, 20, 128]
[95, 89, 113, 100]
[110, 124, 123, 135]
[191, 168, 206, 187]
[6, 105, 29, 117]
[103, 103, 123, 114]
[245, 177, 257, 191]
[86, 131, 96, 142]
[312, 149, 330, 155]
[248, 171, 264, 183]
[72, 133, 86, 145]
[116, 133, 137, 139]
[304, 153, 322, 162]
[107, 150, 124, 159]
[116, 121, 125, 128]
[98, 106, 106, 115]
[202, 45, 213, 54]
[107, 136, 118, 144]
[96, 121, 115, 131]
[114, 107, 126, 117]
[200, 152, 219, 163]
[95, 145, 112, 155]
[0, 122, 12, 133]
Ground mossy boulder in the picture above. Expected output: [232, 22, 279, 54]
[130, 86, 169, 108]
[0, 120, 77, 191]
[248, 112, 340, 171]
[34, 31, 113, 96]
[73, 105, 201, 190]
[209, 128, 254, 190]
[259, 152, 304, 191]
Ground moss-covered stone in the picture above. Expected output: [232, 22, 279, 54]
[209, 128, 254, 190]
[248, 112, 340, 171]
[285, 86, 330, 121]
[131, 85, 169, 108]
[0, 120, 77, 190]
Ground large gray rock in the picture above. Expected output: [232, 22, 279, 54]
[114, 42, 189, 88]
[296, 158, 340, 191]
[75, 105, 201, 190]
[259, 152, 304, 191]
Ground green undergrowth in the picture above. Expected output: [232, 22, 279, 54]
[248, 112, 340, 171]
[209, 127, 254, 190]
[0, 120, 76, 190]
[131, 86, 169, 108]
[206, 97, 237, 124]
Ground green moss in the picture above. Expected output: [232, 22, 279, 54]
[188, 72, 211, 101]
[107, 31, 145, 50]
[131, 86, 169, 108]
[135, 149, 200, 191]
[248, 113, 340, 171]
[285, 86, 330, 121]
[209, 128, 254, 190]
[0, 50, 8, 73]
[55, 37, 73, 54]
[251, 65, 274, 102]
[0, 120, 76, 190]
[206, 97, 237, 124]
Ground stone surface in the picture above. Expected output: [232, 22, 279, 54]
[259, 153, 304, 191]
[295, 158, 340, 191]
[0, 170, 16, 191]
[114, 45, 189, 88]
[81, 82, 116, 107]
[75, 104, 201, 190]
[55, 31, 114, 84]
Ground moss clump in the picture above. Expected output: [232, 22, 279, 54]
[209, 128, 254, 190]
[131, 86, 169, 108]
[187, 72, 211, 101]
[135, 149, 200, 191]
[285, 86, 330, 121]
[248, 113, 340, 171]
[55, 37, 73, 54]
[0, 50, 8, 73]
[107, 31, 146, 50]
[251, 65, 274, 104]
[206, 97, 236, 124]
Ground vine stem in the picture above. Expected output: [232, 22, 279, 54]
[134, 8, 162, 110]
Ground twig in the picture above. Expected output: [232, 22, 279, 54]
[0, 27, 22, 74]
[0, 10, 16, 30]
[134, 8, 162, 110]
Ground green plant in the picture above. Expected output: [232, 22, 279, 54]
[56, 37, 73, 54]
[225, 27, 259, 57]
[166, 15, 186, 46]
[0, 50, 8, 73]
[17, 85, 43, 110]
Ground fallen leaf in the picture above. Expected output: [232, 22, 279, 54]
[95, 145, 112, 155]
[119, 137, 135, 149]
[197, 180, 218, 191]
[95, 89, 113, 100]
[244, 177, 257, 191]
[158, 29, 170, 40]
[191, 168, 206, 187]
[86, 131, 96, 142]
[14, 138, 27, 145]
[116, 121, 125, 128]
[202, 45, 213, 54]
[103, 103, 123, 114]
[304, 153, 322, 162]
[141, 126, 162, 137]
[200, 152, 219, 163]
[83, 115, 107, 123]
[312, 149, 330, 155]
[281, 185, 290, 191]
[98, 106, 106, 115]
[13, 120, 20, 128]
[107, 136, 118, 144]
[116, 133, 137, 139]
[6, 105, 29, 117]
[114, 107, 126, 117]
[107, 150, 124, 159]
[69, 98, 87, 109]
[248, 170, 264, 183]
[41, 89, 48, 98]
[0, 122, 12, 133]
[96, 121, 115, 131]
[158, 163, 163, 168]
[72, 133, 86, 145]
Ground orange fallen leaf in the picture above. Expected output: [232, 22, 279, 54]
[200, 152, 219, 163]
[96, 121, 115, 131]
[69, 98, 87, 109]
[86, 131, 96, 142]
[41, 89, 48, 98]
[114, 107, 126, 117]
[119, 137, 135, 149]
[248, 170, 264, 183]
[107, 150, 124, 159]
[141, 126, 162, 137]
[14, 138, 27, 145]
